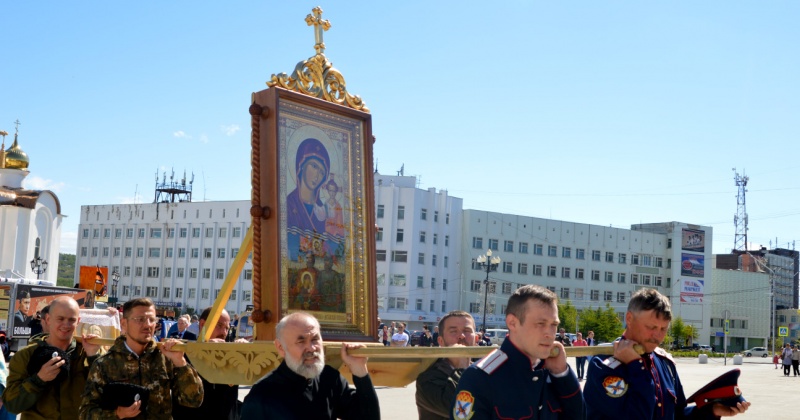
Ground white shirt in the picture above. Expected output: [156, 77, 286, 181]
[391, 331, 409, 347]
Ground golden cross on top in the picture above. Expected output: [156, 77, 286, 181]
[305, 6, 331, 55]
[14, 119, 21, 135]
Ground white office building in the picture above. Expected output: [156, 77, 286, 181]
[710, 256, 770, 352]
[459, 211, 713, 340]
[75, 200, 253, 314]
[373, 174, 463, 330]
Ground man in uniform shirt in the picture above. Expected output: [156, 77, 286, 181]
[240, 312, 379, 419]
[452, 285, 584, 420]
[584, 288, 750, 419]
[416, 310, 477, 420]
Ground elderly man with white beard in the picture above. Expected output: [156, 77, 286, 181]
[240, 312, 380, 419]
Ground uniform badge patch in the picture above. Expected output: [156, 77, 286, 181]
[603, 376, 628, 398]
[453, 390, 475, 420]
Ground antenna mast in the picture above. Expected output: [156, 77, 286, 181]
[733, 168, 749, 251]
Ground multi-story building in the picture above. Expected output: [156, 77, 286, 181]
[459, 212, 713, 340]
[710, 255, 770, 352]
[374, 175, 463, 330]
[75, 200, 253, 315]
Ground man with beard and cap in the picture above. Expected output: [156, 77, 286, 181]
[172, 307, 246, 420]
[5, 296, 102, 419]
[79, 298, 203, 419]
[584, 288, 751, 419]
[240, 312, 380, 419]
[415, 310, 477, 420]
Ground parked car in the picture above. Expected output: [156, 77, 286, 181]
[408, 330, 423, 346]
[744, 346, 770, 357]
[484, 328, 508, 345]
[698, 344, 713, 352]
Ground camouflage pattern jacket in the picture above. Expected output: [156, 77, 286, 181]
[5, 338, 100, 420]
[79, 336, 203, 420]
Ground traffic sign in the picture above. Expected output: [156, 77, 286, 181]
[724, 319, 729, 334]
[779, 326, 789, 337]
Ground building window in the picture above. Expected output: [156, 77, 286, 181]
[126, 228, 134, 238]
[604, 291, 613, 302]
[177, 268, 184, 278]
[434, 211, 439, 222]
[469, 302, 480, 313]
[122, 286, 130, 296]
[444, 256, 448, 268]
[419, 231, 426, 243]
[430, 278, 436, 289]
[113, 247, 121, 257]
[631, 254, 640, 265]
[375, 227, 383, 242]
[470, 280, 482, 292]
[655, 257, 663, 268]
[216, 269, 224, 279]
[93, 229, 99, 238]
[219, 227, 227, 238]
[416, 299, 423, 311]
[631, 274, 639, 284]
[146, 286, 157, 297]
[519, 242, 529, 254]
[80, 247, 87, 257]
[218, 248, 226, 258]
[503, 262, 512, 273]
[204, 248, 212, 258]
[115, 228, 122, 238]
[104, 228, 111, 238]
[125, 247, 132, 257]
[591, 270, 600, 281]
[418, 253, 425, 264]
[533, 265, 542, 276]
[605, 252, 614, 262]
[165, 248, 173, 258]
[391, 251, 407, 262]
[123, 266, 131, 276]
[562, 247, 571, 258]
[518, 263, 528, 275]
[91, 247, 98, 257]
[190, 268, 198, 278]
[433, 234, 438, 245]
[504, 240, 514, 252]
[561, 288, 570, 299]
[547, 266, 556, 277]
[605, 272, 613, 282]
[642, 255, 652, 266]
[575, 268, 585, 279]
[230, 290, 237, 301]
[242, 290, 251, 301]
[576, 288, 584, 300]
[148, 248, 160, 258]
[179, 248, 186, 258]
[138, 228, 145, 238]
[376, 250, 386, 261]
[592, 250, 601, 261]
[203, 269, 211, 279]
[397, 206, 405, 220]
[421, 209, 427, 220]
[180, 228, 188, 238]
[472, 237, 483, 249]
[617, 292, 626, 303]
[643, 275, 651, 285]
[192, 228, 200, 238]
[445, 235, 450, 247]
[533, 244, 543, 255]
[389, 274, 406, 286]
[548, 246, 557, 257]
[488, 239, 498, 251]
[618, 273, 626, 283]
[82, 229, 89, 238]
[619, 253, 627, 264]
[136, 248, 144, 257]
[150, 228, 162, 238]
[655, 276, 663, 287]
[562, 267, 571, 278]
[591, 290, 600, 301]
[396, 229, 404, 243]
[205, 228, 214, 238]
[168, 228, 175, 238]
[443, 278, 448, 291]
[163, 287, 171, 298]
[446, 213, 450, 224]
[188, 288, 196, 299]
[503, 282, 513, 294]
[432, 255, 437, 266]
[377, 205, 384, 218]
[202, 289, 209, 299]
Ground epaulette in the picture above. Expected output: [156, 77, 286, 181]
[475, 349, 508, 374]
[653, 347, 674, 362]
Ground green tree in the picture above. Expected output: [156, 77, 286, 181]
[57, 253, 76, 287]
[558, 300, 578, 333]
[667, 317, 699, 349]
[577, 304, 624, 343]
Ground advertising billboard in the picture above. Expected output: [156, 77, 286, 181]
[79, 265, 108, 297]
[680, 253, 705, 278]
[679, 279, 705, 303]
[681, 228, 705, 253]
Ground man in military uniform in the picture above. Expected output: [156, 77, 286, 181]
[416, 310, 477, 420]
[584, 288, 751, 419]
[79, 298, 203, 419]
[5, 297, 101, 419]
[452, 285, 584, 420]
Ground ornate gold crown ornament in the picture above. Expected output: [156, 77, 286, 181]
[267, 7, 369, 113]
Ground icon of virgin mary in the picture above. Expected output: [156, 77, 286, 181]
[286, 138, 330, 233]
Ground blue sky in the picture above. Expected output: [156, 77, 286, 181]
[2, 2, 798, 255]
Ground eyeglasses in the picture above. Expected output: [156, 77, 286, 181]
[129, 316, 158, 325]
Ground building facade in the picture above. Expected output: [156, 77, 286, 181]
[373, 175, 463, 330]
[710, 255, 770, 352]
[75, 200, 253, 315]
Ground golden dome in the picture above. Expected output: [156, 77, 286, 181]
[5, 133, 29, 170]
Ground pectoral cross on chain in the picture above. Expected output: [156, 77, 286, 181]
[305, 6, 331, 55]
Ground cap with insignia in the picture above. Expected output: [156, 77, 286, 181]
[687, 369, 745, 409]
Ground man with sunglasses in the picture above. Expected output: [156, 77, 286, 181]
[79, 298, 204, 419]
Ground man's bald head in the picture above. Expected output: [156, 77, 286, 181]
[276, 312, 320, 342]
[50, 296, 80, 312]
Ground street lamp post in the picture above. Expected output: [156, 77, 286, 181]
[475, 249, 501, 332]
[109, 270, 120, 306]
[30, 257, 48, 280]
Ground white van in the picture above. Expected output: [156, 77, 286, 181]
[484, 328, 509, 346]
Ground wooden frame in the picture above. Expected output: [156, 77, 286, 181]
[252, 87, 377, 342]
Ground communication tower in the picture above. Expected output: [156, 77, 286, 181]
[154, 168, 193, 203]
[733, 168, 749, 251]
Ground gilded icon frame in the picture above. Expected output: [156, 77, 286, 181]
[252, 87, 377, 341]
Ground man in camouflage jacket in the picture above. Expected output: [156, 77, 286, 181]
[79, 298, 203, 419]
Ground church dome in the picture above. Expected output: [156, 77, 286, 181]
[5, 133, 29, 170]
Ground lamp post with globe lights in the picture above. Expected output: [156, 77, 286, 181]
[475, 249, 501, 332]
[30, 256, 48, 280]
